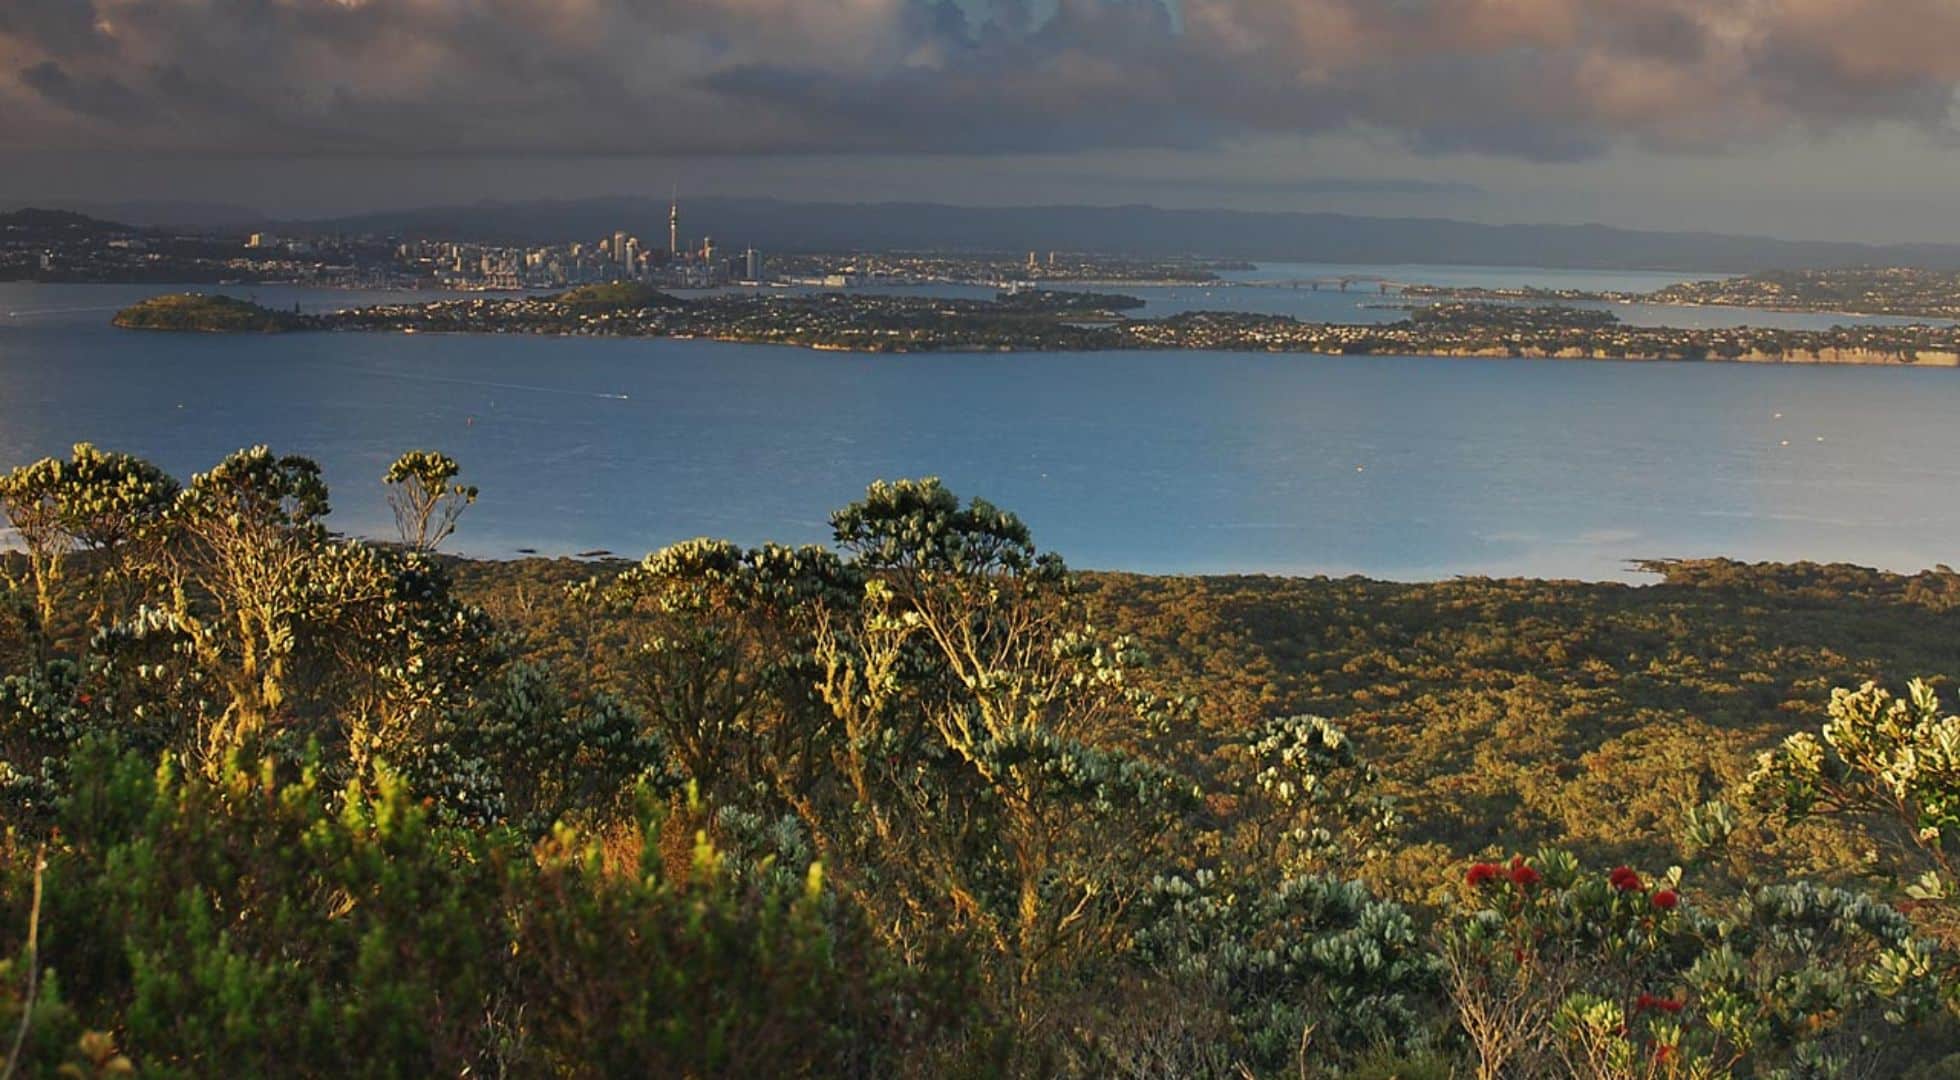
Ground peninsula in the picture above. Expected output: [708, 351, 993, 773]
[1407, 266, 1960, 321]
[114, 288, 1960, 365]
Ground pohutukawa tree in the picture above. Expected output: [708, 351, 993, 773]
[0, 454, 74, 639]
[0, 443, 510, 795]
[58, 443, 179, 566]
[815, 478, 1198, 1014]
[590, 537, 855, 806]
[582, 477, 1207, 1038]
[1444, 852, 1949, 1078]
[383, 450, 477, 552]
[1744, 678, 1960, 957]
[155, 446, 336, 764]
[0, 443, 177, 648]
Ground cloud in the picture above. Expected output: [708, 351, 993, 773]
[3, 0, 1959, 162]
[17, 60, 147, 123]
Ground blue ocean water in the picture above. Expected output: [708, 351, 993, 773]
[4, 278, 1958, 580]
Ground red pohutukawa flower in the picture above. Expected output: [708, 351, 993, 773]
[1466, 862, 1503, 887]
[1651, 888, 1679, 910]
[1635, 992, 1686, 1015]
[1608, 866, 1644, 892]
[1508, 855, 1541, 887]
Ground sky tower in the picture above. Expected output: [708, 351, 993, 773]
[669, 189, 680, 257]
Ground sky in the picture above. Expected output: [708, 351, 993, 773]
[5, 0, 1960, 242]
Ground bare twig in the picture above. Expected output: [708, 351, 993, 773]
[2, 844, 49, 1080]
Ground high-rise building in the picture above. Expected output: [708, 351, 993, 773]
[612, 231, 630, 266]
[669, 194, 680, 257]
[745, 247, 762, 283]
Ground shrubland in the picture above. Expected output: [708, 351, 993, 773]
[1, 443, 1957, 1076]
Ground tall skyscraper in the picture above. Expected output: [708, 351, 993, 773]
[612, 231, 629, 266]
[669, 192, 680, 257]
[745, 247, 762, 283]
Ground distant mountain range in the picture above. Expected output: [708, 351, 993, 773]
[36, 201, 267, 229]
[18, 196, 1960, 272]
[287, 198, 1960, 273]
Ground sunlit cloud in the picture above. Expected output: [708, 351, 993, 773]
[3, 0, 1958, 161]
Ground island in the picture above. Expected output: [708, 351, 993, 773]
[111, 292, 314, 332]
[113, 288, 1960, 365]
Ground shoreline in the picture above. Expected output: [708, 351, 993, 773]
[1413, 285, 1960, 324]
[12, 521, 1937, 588]
[115, 320, 1960, 368]
[406, 550, 1934, 586]
[421, 552, 1960, 592]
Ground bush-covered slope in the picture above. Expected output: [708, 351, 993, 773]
[112, 293, 313, 332]
[0, 445, 1956, 1076]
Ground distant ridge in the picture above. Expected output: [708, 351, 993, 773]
[1, 202, 261, 230]
[0, 207, 134, 239]
[60, 201, 267, 229]
[19, 196, 1960, 272]
[290, 197, 1960, 273]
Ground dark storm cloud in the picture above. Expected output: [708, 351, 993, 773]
[17, 60, 147, 123]
[4, 0, 1960, 161]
